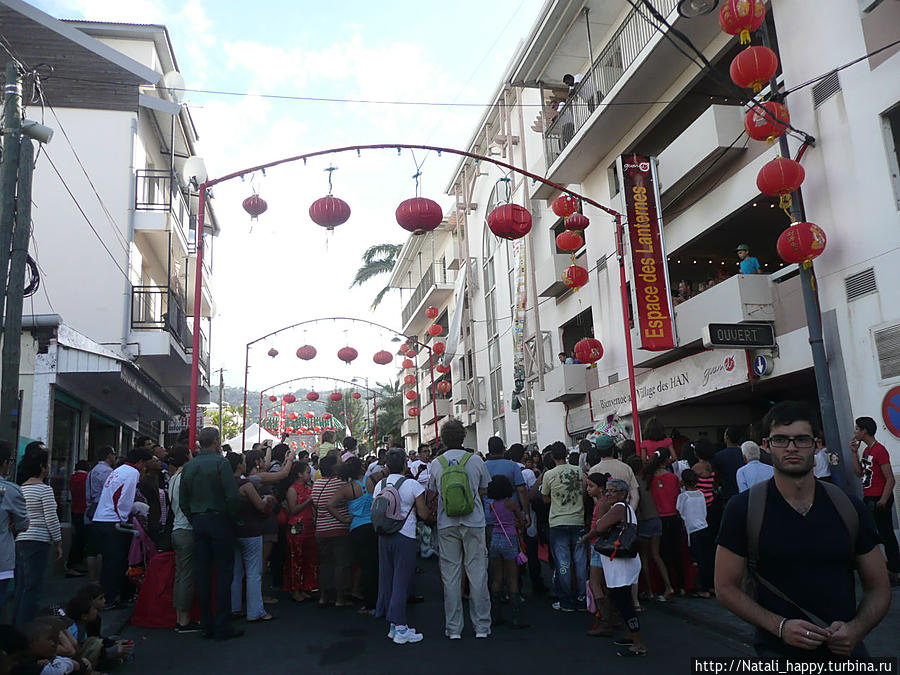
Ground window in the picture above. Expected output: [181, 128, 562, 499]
[883, 104, 900, 210]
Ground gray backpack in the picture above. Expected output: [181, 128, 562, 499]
[371, 477, 413, 535]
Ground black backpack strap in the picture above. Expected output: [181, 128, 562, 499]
[819, 481, 859, 554]
[746, 479, 769, 573]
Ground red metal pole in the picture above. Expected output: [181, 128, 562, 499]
[615, 215, 642, 450]
[373, 394, 377, 453]
[428, 348, 438, 446]
[257, 391, 264, 445]
[188, 187, 206, 453]
[241, 343, 250, 452]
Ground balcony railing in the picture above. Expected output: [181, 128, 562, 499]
[544, 0, 678, 165]
[135, 169, 191, 237]
[401, 263, 455, 327]
[131, 285, 192, 350]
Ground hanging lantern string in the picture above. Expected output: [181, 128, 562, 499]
[410, 149, 425, 198]
[325, 165, 337, 195]
[496, 176, 512, 204]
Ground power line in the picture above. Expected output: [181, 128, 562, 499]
[783, 38, 900, 96]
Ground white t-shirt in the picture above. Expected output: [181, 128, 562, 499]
[372, 474, 424, 539]
[813, 447, 832, 478]
[409, 459, 430, 488]
[676, 490, 708, 538]
[599, 503, 642, 588]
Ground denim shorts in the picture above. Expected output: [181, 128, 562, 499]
[590, 547, 604, 568]
[637, 517, 662, 539]
[489, 532, 518, 560]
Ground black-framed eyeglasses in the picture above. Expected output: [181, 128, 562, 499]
[766, 435, 817, 449]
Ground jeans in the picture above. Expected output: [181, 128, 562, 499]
[171, 529, 195, 613]
[437, 525, 491, 636]
[232, 536, 265, 620]
[95, 521, 132, 605]
[193, 513, 236, 637]
[375, 533, 416, 626]
[12, 540, 50, 626]
[864, 496, 900, 573]
[548, 525, 588, 610]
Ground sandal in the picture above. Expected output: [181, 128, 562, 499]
[617, 647, 647, 657]
[247, 614, 275, 622]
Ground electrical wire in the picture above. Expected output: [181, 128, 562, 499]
[782, 38, 900, 96]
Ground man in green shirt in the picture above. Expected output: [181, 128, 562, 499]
[541, 443, 587, 612]
[180, 426, 241, 640]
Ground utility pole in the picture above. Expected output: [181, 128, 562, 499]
[0, 63, 28, 442]
[217, 368, 224, 440]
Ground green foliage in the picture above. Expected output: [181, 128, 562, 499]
[204, 404, 246, 440]
[350, 243, 403, 309]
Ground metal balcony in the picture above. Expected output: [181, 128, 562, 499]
[400, 264, 456, 331]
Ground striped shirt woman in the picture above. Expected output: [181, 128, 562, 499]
[16, 483, 61, 544]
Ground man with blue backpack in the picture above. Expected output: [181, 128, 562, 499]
[428, 419, 492, 640]
[371, 448, 429, 645]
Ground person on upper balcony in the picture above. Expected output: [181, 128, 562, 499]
[737, 244, 761, 274]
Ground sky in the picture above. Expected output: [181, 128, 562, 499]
[32, 0, 546, 395]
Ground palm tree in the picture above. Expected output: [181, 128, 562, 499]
[371, 378, 403, 444]
[350, 243, 403, 309]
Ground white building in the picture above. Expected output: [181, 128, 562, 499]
[391, 0, 900, 508]
[1, 0, 219, 503]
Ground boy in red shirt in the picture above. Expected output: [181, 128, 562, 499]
[66, 460, 90, 577]
[851, 416, 899, 585]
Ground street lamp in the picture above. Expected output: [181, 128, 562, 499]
[677, 0, 718, 17]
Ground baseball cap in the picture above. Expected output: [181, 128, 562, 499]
[736, 244, 750, 252]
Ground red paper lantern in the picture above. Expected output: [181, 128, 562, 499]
[373, 350, 393, 365]
[322, 413, 332, 420]
[242, 194, 268, 219]
[402, 359, 415, 369]
[286, 427, 294, 434]
[744, 101, 790, 142]
[399, 343, 410, 355]
[435, 363, 451, 374]
[268, 395, 278, 402]
[436, 380, 452, 394]
[719, 0, 766, 44]
[337, 346, 358, 364]
[405, 346, 417, 356]
[305, 411, 314, 418]
[574, 337, 604, 365]
[396, 197, 442, 235]
[289, 412, 298, 420]
[283, 394, 296, 404]
[408, 406, 420, 417]
[563, 264, 589, 290]
[314, 426, 322, 433]
[305, 429, 314, 435]
[296, 345, 317, 360]
[330, 392, 343, 402]
[405, 390, 418, 401]
[352, 392, 361, 399]
[730, 46, 778, 92]
[776, 222, 827, 264]
[551, 195, 579, 218]
[404, 374, 416, 386]
[291, 442, 297, 449]
[309, 195, 351, 231]
[487, 203, 532, 240]
[267, 347, 279, 358]
[432, 341, 446, 355]
[556, 230, 583, 252]
[425, 306, 439, 319]
[306, 391, 319, 402]
[756, 157, 805, 208]
[428, 324, 443, 337]
[565, 213, 589, 231]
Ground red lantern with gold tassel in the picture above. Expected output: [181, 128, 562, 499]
[551, 195, 579, 218]
[563, 264, 589, 290]
[574, 337, 604, 365]
[757, 157, 805, 209]
[730, 46, 778, 92]
[556, 230, 583, 252]
[776, 222, 827, 264]
[744, 101, 790, 142]
[719, 0, 766, 45]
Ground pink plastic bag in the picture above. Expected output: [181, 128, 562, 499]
[585, 580, 596, 614]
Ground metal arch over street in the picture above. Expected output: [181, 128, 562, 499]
[189, 144, 643, 455]
[256, 375, 379, 451]
[241, 316, 442, 452]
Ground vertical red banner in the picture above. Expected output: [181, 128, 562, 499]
[618, 154, 676, 351]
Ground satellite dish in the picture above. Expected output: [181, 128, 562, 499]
[162, 70, 186, 104]
[180, 156, 208, 187]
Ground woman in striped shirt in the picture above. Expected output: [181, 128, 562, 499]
[13, 447, 61, 626]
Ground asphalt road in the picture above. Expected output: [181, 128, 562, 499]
[120, 558, 755, 674]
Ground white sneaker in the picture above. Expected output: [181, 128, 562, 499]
[447, 633, 461, 640]
[393, 627, 424, 644]
[475, 631, 490, 639]
[387, 625, 396, 640]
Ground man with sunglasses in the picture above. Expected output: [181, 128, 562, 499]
[715, 401, 890, 659]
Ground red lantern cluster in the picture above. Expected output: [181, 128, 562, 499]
[757, 157, 805, 209]
[309, 195, 351, 231]
[268, 395, 278, 402]
[719, 0, 766, 45]
[337, 346, 358, 364]
[432, 341, 446, 355]
[242, 194, 268, 219]
[373, 350, 393, 365]
[487, 203, 532, 240]
[574, 337, 604, 365]
[267, 347, 279, 358]
[405, 391, 418, 401]
[428, 324, 443, 337]
[296, 345, 316, 360]
[352, 392, 361, 399]
[330, 392, 343, 402]
[396, 197, 442, 235]
[563, 264, 589, 291]
[402, 358, 415, 369]
[551, 195, 579, 218]
[436, 381, 452, 394]
[283, 394, 296, 404]
[408, 406, 420, 418]
[556, 230, 583, 252]
[776, 222, 827, 264]
[730, 46, 778, 93]
[306, 391, 319, 402]
[744, 101, 790, 142]
[425, 306, 439, 319]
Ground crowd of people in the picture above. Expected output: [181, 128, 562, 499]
[0, 400, 897, 669]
